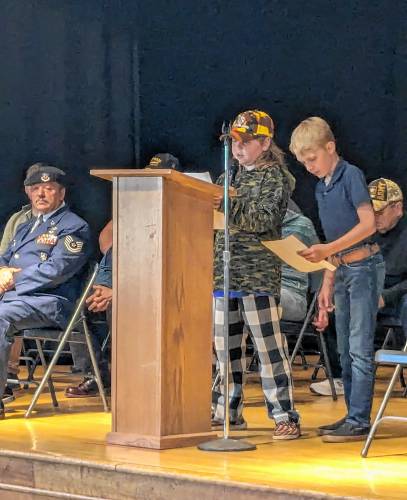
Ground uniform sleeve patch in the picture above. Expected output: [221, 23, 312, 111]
[64, 235, 84, 254]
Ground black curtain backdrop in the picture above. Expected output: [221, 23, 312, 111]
[0, 0, 139, 243]
[1, 1, 407, 238]
[138, 0, 407, 225]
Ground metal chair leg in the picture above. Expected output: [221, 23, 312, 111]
[83, 318, 109, 412]
[361, 339, 407, 457]
[361, 362, 403, 457]
[319, 334, 337, 401]
[35, 339, 58, 408]
[290, 294, 317, 365]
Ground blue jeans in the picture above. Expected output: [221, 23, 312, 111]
[334, 253, 385, 428]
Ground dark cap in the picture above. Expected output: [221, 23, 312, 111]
[368, 178, 403, 212]
[146, 153, 180, 170]
[24, 165, 66, 187]
[230, 109, 274, 142]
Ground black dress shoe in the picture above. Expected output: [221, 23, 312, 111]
[2, 386, 15, 404]
[65, 377, 110, 398]
[321, 422, 370, 442]
[317, 416, 347, 436]
[7, 373, 21, 390]
[65, 378, 99, 398]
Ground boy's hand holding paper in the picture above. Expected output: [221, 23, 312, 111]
[261, 235, 336, 273]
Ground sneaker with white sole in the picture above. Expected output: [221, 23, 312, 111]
[310, 378, 344, 396]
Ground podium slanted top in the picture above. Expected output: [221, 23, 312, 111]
[90, 168, 225, 197]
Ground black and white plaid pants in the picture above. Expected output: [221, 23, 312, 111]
[212, 295, 299, 423]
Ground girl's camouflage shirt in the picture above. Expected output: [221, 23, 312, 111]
[214, 162, 294, 297]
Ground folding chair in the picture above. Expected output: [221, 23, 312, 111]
[376, 315, 406, 393]
[14, 263, 109, 417]
[361, 340, 407, 457]
[288, 272, 338, 401]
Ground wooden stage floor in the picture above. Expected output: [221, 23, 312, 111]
[0, 364, 406, 499]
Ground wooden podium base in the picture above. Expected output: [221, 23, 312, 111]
[106, 431, 217, 450]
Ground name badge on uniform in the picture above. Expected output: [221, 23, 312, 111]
[36, 233, 58, 246]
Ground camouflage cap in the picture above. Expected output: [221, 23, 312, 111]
[230, 110, 274, 142]
[368, 178, 403, 212]
[146, 153, 180, 170]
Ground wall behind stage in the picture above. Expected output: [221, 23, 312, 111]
[138, 0, 407, 225]
[0, 0, 140, 241]
[1, 1, 407, 239]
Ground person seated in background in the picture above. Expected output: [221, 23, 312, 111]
[280, 201, 344, 396]
[369, 178, 407, 339]
[65, 247, 112, 397]
[0, 163, 43, 403]
[0, 165, 91, 419]
[280, 200, 319, 321]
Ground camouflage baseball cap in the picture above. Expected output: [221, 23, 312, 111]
[368, 178, 403, 212]
[230, 110, 274, 142]
[146, 153, 180, 170]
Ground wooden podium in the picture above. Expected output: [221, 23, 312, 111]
[90, 169, 220, 449]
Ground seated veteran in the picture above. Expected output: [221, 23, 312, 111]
[370, 178, 407, 340]
[0, 165, 91, 419]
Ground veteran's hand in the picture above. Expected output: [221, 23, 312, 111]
[0, 267, 21, 291]
[86, 285, 112, 313]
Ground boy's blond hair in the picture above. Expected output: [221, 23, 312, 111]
[289, 117, 335, 157]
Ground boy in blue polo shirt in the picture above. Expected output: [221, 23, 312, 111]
[289, 117, 385, 442]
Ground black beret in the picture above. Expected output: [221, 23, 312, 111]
[24, 165, 66, 187]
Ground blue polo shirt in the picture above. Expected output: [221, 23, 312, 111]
[315, 159, 371, 244]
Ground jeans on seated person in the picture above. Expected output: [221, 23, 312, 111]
[280, 288, 307, 322]
[334, 253, 385, 428]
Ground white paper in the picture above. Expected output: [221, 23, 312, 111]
[184, 171, 213, 183]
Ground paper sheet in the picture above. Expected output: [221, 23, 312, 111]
[262, 235, 336, 272]
[184, 171, 213, 183]
[213, 210, 225, 230]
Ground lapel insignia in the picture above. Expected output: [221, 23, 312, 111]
[40, 252, 48, 262]
[36, 233, 58, 246]
[64, 235, 83, 254]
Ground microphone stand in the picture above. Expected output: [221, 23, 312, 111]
[198, 122, 256, 452]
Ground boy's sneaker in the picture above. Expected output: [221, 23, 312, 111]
[321, 422, 369, 442]
[310, 378, 344, 396]
[317, 416, 347, 436]
[273, 421, 301, 440]
[211, 417, 248, 430]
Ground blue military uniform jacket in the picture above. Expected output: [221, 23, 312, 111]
[0, 204, 91, 328]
